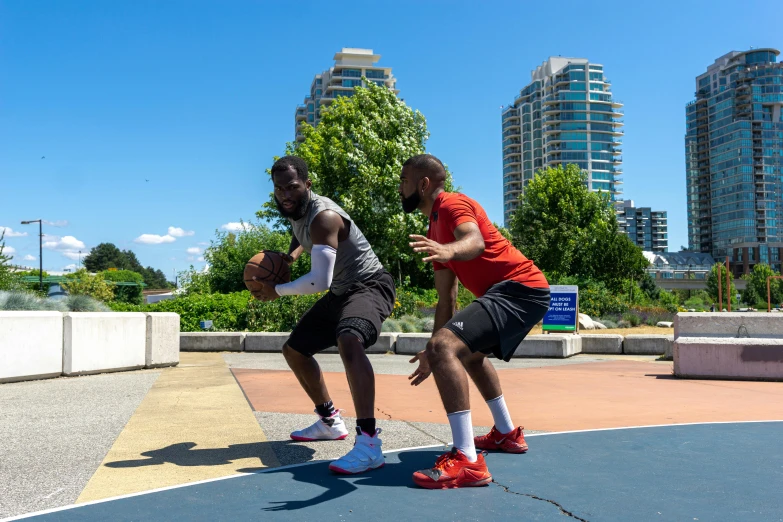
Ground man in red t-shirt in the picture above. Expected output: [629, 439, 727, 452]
[399, 154, 550, 489]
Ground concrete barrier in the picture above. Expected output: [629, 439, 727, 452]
[623, 334, 673, 356]
[395, 333, 430, 355]
[580, 334, 623, 354]
[180, 332, 245, 352]
[514, 334, 581, 358]
[674, 337, 783, 381]
[675, 312, 783, 339]
[244, 332, 289, 352]
[145, 313, 180, 368]
[0, 311, 64, 383]
[64, 313, 146, 376]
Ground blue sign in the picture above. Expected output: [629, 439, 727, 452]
[542, 285, 579, 332]
[199, 320, 213, 330]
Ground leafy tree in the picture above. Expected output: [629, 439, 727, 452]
[510, 164, 647, 291]
[181, 221, 309, 294]
[706, 263, 737, 308]
[257, 80, 454, 287]
[62, 269, 115, 302]
[102, 269, 144, 304]
[83, 243, 126, 271]
[742, 263, 783, 306]
[0, 231, 21, 291]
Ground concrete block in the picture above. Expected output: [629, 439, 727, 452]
[580, 334, 623, 354]
[244, 332, 290, 352]
[145, 313, 180, 368]
[674, 337, 783, 381]
[64, 313, 146, 376]
[395, 333, 431, 355]
[514, 334, 581, 358]
[0, 312, 63, 383]
[623, 334, 673, 356]
[674, 312, 783, 339]
[180, 332, 245, 352]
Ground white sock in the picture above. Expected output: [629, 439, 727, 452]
[486, 395, 515, 434]
[447, 410, 477, 462]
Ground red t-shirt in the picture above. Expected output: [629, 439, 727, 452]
[427, 192, 549, 297]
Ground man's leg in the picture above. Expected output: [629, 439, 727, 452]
[459, 350, 517, 436]
[282, 343, 331, 406]
[337, 333, 376, 434]
[426, 329, 476, 459]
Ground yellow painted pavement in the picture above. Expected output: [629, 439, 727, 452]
[77, 353, 279, 502]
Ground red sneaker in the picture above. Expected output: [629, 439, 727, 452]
[412, 448, 492, 489]
[474, 426, 528, 453]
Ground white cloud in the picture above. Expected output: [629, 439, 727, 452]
[134, 234, 176, 245]
[168, 226, 195, 238]
[221, 222, 253, 232]
[62, 251, 83, 260]
[0, 226, 27, 237]
[197, 242, 209, 246]
[186, 247, 202, 255]
[3, 246, 16, 257]
[43, 220, 69, 227]
[23, 254, 36, 261]
[63, 264, 78, 271]
[197, 257, 205, 262]
[43, 235, 86, 251]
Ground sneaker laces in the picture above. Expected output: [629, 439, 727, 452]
[433, 448, 459, 471]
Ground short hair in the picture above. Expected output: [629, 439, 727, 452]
[403, 154, 446, 178]
[271, 155, 309, 182]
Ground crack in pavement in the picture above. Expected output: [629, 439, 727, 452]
[375, 407, 450, 445]
[492, 481, 589, 521]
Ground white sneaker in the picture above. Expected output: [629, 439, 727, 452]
[290, 410, 349, 441]
[328, 428, 385, 474]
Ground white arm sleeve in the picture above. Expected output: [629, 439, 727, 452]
[274, 244, 336, 296]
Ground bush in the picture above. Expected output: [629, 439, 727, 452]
[64, 294, 110, 312]
[598, 318, 618, 329]
[102, 270, 144, 305]
[622, 312, 641, 327]
[380, 314, 434, 333]
[0, 289, 108, 312]
[62, 270, 115, 302]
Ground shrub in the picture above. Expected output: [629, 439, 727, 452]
[62, 270, 115, 302]
[598, 318, 618, 329]
[102, 270, 144, 305]
[381, 319, 401, 333]
[622, 312, 641, 327]
[65, 294, 111, 312]
[617, 319, 631, 328]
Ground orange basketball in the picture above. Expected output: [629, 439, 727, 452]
[244, 251, 291, 292]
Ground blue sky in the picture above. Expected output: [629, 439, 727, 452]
[1, 0, 781, 278]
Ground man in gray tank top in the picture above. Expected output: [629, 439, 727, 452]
[251, 156, 396, 475]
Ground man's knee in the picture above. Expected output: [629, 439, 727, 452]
[426, 331, 462, 366]
[283, 343, 306, 361]
[337, 333, 365, 364]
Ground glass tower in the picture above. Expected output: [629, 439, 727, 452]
[685, 48, 783, 275]
[502, 57, 624, 226]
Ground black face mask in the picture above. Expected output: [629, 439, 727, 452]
[401, 190, 421, 214]
[276, 190, 311, 220]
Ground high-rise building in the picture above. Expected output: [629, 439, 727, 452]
[501, 57, 624, 226]
[295, 48, 397, 142]
[685, 48, 783, 275]
[615, 200, 668, 252]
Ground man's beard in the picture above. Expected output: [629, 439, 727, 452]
[401, 191, 421, 214]
[276, 191, 311, 220]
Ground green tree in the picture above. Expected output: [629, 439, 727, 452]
[740, 274, 760, 307]
[706, 263, 737, 308]
[510, 164, 647, 291]
[83, 243, 126, 271]
[102, 269, 144, 304]
[62, 269, 115, 302]
[743, 263, 783, 306]
[257, 81, 453, 287]
[0, 231, 21, 291]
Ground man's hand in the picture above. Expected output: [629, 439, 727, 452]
[409, 234, 453, 264]
[279, 252, 295, 266]
[408, 350, 431, 386]
[250, 278, 279, 302]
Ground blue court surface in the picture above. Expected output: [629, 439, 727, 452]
[10, 422, 783, 522]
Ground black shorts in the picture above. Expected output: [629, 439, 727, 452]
[443, 281, 550, 362]
[286, 270, 396, 357]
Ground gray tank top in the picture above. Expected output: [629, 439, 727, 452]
[289, 193, 384, 295]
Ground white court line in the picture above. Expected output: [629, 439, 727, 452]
[4, 420, 782, 521]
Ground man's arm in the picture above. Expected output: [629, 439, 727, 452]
[433, 268, 458, 332]
[273, 211, 340, 297]
[409, 222, 485, 264]
[287, 236, 304, 262]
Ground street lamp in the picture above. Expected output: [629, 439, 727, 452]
[21, 219, 43, 292]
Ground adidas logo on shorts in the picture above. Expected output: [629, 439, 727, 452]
[452, 321, 463, 330]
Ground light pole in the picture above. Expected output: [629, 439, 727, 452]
[78, 250, 82, 269]
[21, 219, 43, 292]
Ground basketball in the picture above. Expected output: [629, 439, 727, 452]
[244, 251, 291, 292]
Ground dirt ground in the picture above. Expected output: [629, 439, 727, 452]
[528, 325, 674, 336]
